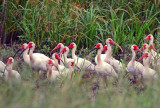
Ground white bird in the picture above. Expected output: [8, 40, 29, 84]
[47, 59, 79, 82]
[23, 42, 56, 72]
[141, 43, 149, 53]
[68, 43, 95, 71]
[126, 45, 144, 81]
[59, 46, 75, 68]
[88, 43, 118, 78]
[50, 43, 65, 65]
[0, 61, 8, 80]
[52, 53, 75, 74]
[0, 57, 21, 82]
[138, 52, 158, 84]
[102, 45, 123, 73]
[144, 34, 159, 65]
[94, 38, 123, 64]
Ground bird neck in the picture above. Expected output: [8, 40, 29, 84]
[149, 39, 154, 46]
[60, 47, 64, 58]
[97, 48, 103, 66]
[64, 51, 69, 67]
[23, 48, 29, 59]
[143, 58, 150, 68]
[72, 47, 77, 59]
[29, 47, 35, 61]
[54, 59, 60, 70]
[131, 49, 136, 64]
[7, 63, 13, 72]
[47, 64, 52, 77]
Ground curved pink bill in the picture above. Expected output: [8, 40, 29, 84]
[150, 45, 156, 52]
[55, 54, 62, 60]
[135, 47, 142, 53]
[110, 40, 123, 52]
[71, 62, 80, 69]
[50, 45, 61, 55]
[144, 35, 150, 40]
[102, 45, 107, 52]
[59, 48, 66, 54]
[138, 53, 148, 62]
[75, 64, 80, 69]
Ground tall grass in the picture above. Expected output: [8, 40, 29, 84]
[1, 0, 159, 54]
[0, 48, 160, 108]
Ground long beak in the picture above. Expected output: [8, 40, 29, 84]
[111, 41, 123, 52]
[74, 64, 80, 69]
[135, 47, 142, 53]
[138, 53, 148, 61]
[18, 49, 26, 57]
[86, 48, 96, 56]
[150, 45, 156, 52]
[13, 49, 21, 58]
[59, 48, 65, 55]
[60, 60, 65, 66]
[50, 45, 60, 55]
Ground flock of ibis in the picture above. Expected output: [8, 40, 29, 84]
[0, 34, 159, 85]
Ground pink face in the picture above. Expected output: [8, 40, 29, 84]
[68, 43, 74, 49]
[59, 47, 67, 54]
[28, 42, 33, 48]
[102, 45, 108, 52]
[94, 44, 101, 49]
[54, 53, 61, 60]
[20, 44, 25, 49]
[132, 45, 142, 52]
[48, 59, 55, 66]
[144, 35, 151, 40]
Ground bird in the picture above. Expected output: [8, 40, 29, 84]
[141, 43, 149, 53]
[94, 38, 123, 65]
[46, 59, 60, 82]
[47, 59, 79, 82]
[87, 43, 118, 79]
[1, 57, 21, 82]
[138, 52, 158, 85]
[21, 42, 57, 73]
[59, 46, 74, 68]
[50, 43, 65, 65]
[0, 60, 9, 80]
[102, 45, 123, 73]
[126, 45, 144, 82]
[68, 43, 95, 71]
[144, 34, 159, 65]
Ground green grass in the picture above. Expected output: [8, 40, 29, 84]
[0, 48, 160, 108]
[1, 0, 160, 54]
[0, 0, 160, 107]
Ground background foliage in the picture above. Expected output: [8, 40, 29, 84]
[1, 0, 160, 53]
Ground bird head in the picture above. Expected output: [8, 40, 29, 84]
[131, 45, 142, 52]
[106, 38, 123, 52]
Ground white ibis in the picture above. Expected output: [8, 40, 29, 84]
[47, 59, 79, 82]
[21, 42, 56, 73]
[144, 34, 158, 64]
[102, 45, 123, 73]
[141, 43, 149, 53]
[1, 57, 21, 81]
[18, 43, 30, 65]
[68, 43, 95, 71]
[94, 38, 123, 65]
[50, 43, 65, 65]
[87, 43, 118, 78]
[0, 61, 8, 80]
[126, 45, 144, 82]
[59, 46, 74, 68]
[47, 59, 60, 82]
[138, 52, 158, 84]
